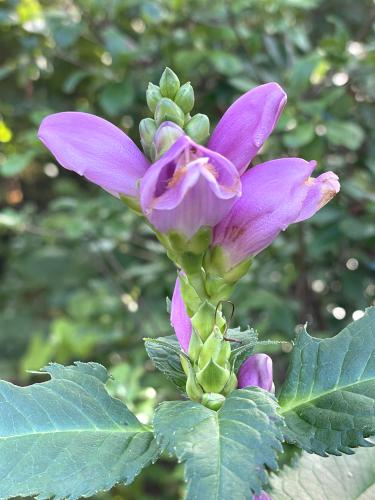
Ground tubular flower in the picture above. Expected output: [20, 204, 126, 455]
[213, 159, 340, 271]
[238, 353, 275, 393]
[140, 135, 241, 238]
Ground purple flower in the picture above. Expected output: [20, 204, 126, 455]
[213, 158, 340, 271]
[170, 276, 192, 353]
[237, 354, 275, 393]
[140, 135, 241, 237]
[38, 112, 149, 198]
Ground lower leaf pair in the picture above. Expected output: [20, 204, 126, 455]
[0, 307, 374, 499]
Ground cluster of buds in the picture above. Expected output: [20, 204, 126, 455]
[139, 68, 210, 161]
[38, 67, 340, 411]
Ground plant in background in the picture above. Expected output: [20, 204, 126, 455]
[0, 68, 373, 500]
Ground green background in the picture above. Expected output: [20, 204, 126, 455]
[0, 0, 374, 498]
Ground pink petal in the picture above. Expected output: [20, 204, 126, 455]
[208, 83, 287, 174]
[171, 276, 192, 352]
[213, 158, 339, 270]
[38, 112, 149, 197]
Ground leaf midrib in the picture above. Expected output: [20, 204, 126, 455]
[0, 427, 151, 440]
[279, 375, 374, 415]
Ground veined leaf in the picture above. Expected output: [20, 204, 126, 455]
[278, 307, 375, 456]
[0, 362, 159, 499]
[144, 335, 187, 390]
[154, 387, 284, 500]
[270, 439, 375, 499]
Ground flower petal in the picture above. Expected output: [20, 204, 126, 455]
[208, 83, 287, 174]
[213, 158, 339, 270]
[294, 171, 340, 222]
[140, 135, 241, 238]
[238, 353, 274, 393]
[171, 277, 192, 352]
[38, 112, 149, 197]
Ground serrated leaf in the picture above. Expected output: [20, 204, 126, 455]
[144, 335, 187, 390]
[228, 326, 258, 372]
[278, 307, 375, 456]
[270, 439, 375, 499]
[0, 362, 159, 499]
[154, 387, 284, 500]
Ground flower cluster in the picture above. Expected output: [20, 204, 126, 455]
[38, 68, 339, 409]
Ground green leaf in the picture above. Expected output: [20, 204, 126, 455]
[326, 121, 365, 150]
[270, 440, 375, 499]
[278, 307, 375, 456]
[154, 387, 284, 499]
[228, 326, 258, 372]
[144, 335, 187, 390]
[0, 362, 159, 499]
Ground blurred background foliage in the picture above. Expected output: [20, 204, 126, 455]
[0, 0, 374, 497]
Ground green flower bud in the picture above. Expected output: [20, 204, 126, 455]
[153, 122, 184, 160]
[174, 82, 194, 113]
[155, 98, 185, 128]
[221, 371, 238, 397]
[196, 358, 230, 393]
[178, 275, 201, 316]
[215, 339, 231, 366]
[188, 329, 203, 363]
[184, 113, 210, 144]
[180, 354, 190, 377]
[186, 370, 203, 402]
[198, 327, 223, 369]
[201, 392, 225, 411]
[139, 118, 157, 156]
[191, 301, 216, 342]
[159, 67, 180, 99]
[146, 83, 162, 113]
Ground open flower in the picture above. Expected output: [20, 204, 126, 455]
[213, 159, 340, 271]
[140, 135, 241, 237]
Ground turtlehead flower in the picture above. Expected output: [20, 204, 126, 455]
[237, 353, 275, 393]
[140, 135, 241, 237]
[253, 492, 271, 500]
[213, 159, 340, 271]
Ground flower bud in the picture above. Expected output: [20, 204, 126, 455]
[185, 361, 203, 402]
[221, 371, 238, 396]
[154, 98, 185, 128]
[191, 301, 216, 342]
[139, 118, 157, 157]
[197, 327, 224, 370]
[196, 358, 230, 393]
[188, 329, 203, 363]
[159, 67, 180, 99]
[153, 121, 184, 160]
[175, 82, 194, 113]
[201, 392, 225, 411]
[184, 113, 210, 144]
[146, 83, 162, 113]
